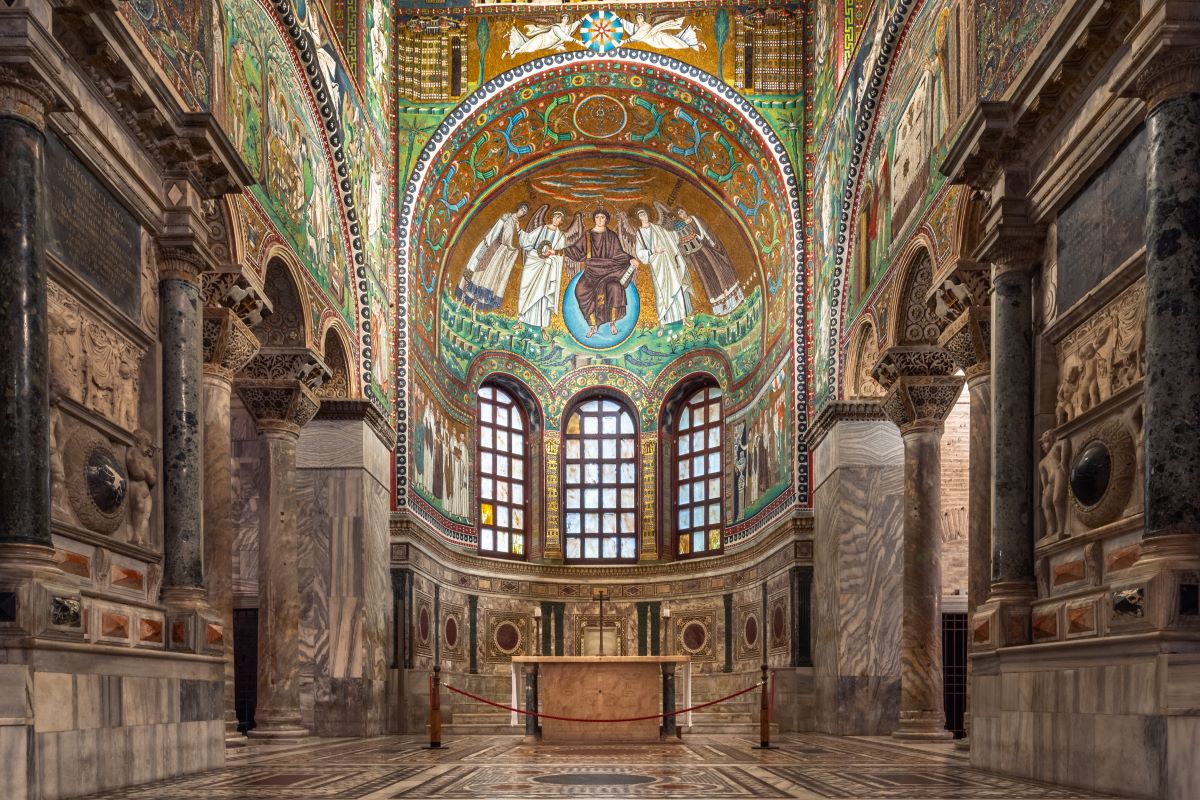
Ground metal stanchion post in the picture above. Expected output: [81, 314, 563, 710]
[426, 665, 444, 749]
[662, 663, 677, 739]
[753, 663, 776, 749]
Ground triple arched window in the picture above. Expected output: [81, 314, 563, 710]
[473, 383, 725, 562]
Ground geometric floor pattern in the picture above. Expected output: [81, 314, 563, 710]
[81, 734, 1125, 799]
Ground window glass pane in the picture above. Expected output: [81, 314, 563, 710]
[565, 513, 580, 534]
[496, 456, 509, 477]
[584, 513, 599, 533]
[603, 513, 616, 533]
[566, 415, 580, 435]
[622, 488, 635, 508]
[566, 538, 581, 559]
[693, 480, 705, 502]
[708, 453, 720, 474]
[481, 503, 494, 525]
[512, 509, 524, 530]
[481, 427, 493, 449]
[708, 427, 721, 449]
[709, 530, 721, 550]
[708, 503, 720, 524]
[481, 478, 493, 499]
[566, 439, 580, 460]
[513, 433, 524, 455]
[693, 455, 705, 476]
[512, 459, 523, 480]
[566, 488, 580, 509]
[584, 539, 599, 559]
[679, 509, 690, 529]
[621, 463, 636, 483]
[497, 406, 509, 427]
[513, 483, 524, 504]
[584, 463, 599, 483]
[583, 439, 599, 460]
[497, 530, 510, 552]
[602, 400, 617, 413]
[584, 488, 599, 508]
[497, 506, 510, 528]
[709, 477, 720, 500]
[678, 460, 690, 480]
[495, 481, 508, 502]
[693, 431, 704, 451]
[480, 386, 493, 400]
[678, 436, 690, 456]
[694, 403, 706, 425]
[481, 528, 494, 550]
[680, 407, 691, 429]
[566, 463, 580, 484]
[678, 484, 689, 505]
[602, 488, 617, 507]
[481, 402, 493, 422]
[583, 416, 598, 434]
[621, 512, 635, 533]
[494, 388, 510, 404]
[620, 538, 637, 559]
[678, 536, 690, 555]
[512, 536, 524, 555]
[621, 438, 635, 459]
[482, 452, 493, 474]
[601, 463, 617, 483]
[602, 537, 618, 559]
[693, 531, 704, 553]
[620, 413, 634, 434]
[496, 430, 508, 451]
[602, 439, 616, 459]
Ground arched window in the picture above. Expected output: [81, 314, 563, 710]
[562, 395, 638, 562]
[478, 383, 528, 558]
[674, 386, 724, 558]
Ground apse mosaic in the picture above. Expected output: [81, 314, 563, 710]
[399, 51, 804, 538]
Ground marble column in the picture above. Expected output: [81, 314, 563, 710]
[935, 264, 992, 747]
[1139, 67, 1200, 562]
[201, 283, 266, 745]
[237, 350, 322, 739]
[0, 70, 53, 552]
[873, 346, 963, 740]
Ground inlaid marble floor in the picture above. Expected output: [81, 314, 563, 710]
[82, 734, 1125, 799]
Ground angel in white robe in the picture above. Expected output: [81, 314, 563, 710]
[622, 14, 705, 51]
[515, 207, 579, 339]
[503, 15, 580, 59]
[627, 206, 692, 333]
[456, 203, 529, 316]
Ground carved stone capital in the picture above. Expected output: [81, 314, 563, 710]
[240, 346, 332, 391]
[0, 66, 55, 130]
[1134, 46, 1200, 108]
[871, 345, 958, 390]
[928, 259, 991, 328]
[155, 243, 209, 283]
[203, 307, 261, 379]
[202, 267, 273, 327]
[938, 306, 991, 381]
[235, 379, 320, 435]
[879, 374, 966, 434]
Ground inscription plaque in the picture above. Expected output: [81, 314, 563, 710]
[46, 133, 142, 319]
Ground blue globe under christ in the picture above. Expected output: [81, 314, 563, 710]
[562, 272, 640, 349]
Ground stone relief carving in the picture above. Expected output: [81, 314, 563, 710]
[930, 278, 973, 324]
[140, 233, 159, 333]
[64, 426, 128, 536]
[49, 400, 72, 520]
[1039, 431, 1070, 539]
[853, 328, 885, 399]
[1070, 420, 1136, 530]
[1055, 278, 1145, 424]
[126, 431, 158, 546]
[899, 256, 943, 345]
[49, 281, 146, 432]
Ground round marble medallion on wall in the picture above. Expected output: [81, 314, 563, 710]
[679, 620, 708, 655]
[494, 620, 522, 655]
[1070, 420, 1135, 529]
[744, 613, 759, 648]
[444, 616, 459, 649]
[771, 605, 786, 641]
[64, 427, 128, 535]
[418, 606, 430, 644]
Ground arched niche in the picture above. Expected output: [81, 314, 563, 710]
[257, 256, 309, 348]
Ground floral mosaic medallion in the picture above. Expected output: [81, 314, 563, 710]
[580, 11, 625, 53]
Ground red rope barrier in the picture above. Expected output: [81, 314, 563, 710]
[443, 680, 762, 724]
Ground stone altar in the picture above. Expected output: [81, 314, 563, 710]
[511, 656, 690, 743]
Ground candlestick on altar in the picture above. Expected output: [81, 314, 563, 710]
[593, 588, 610, 655]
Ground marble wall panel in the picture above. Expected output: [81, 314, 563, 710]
[230, 402, 262, 602]
[939, 389, 970, 596]
[812, 418, 903, 735]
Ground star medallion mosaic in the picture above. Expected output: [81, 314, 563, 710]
[80, 734, 1126, 800]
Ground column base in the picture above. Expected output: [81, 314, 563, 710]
[972, 585, 1035, 651]
[0, 542, 84, 645]
[247, 723, 309, 742]
[893, 711, 954, 740]
[225, 716, 247, 747]
[955, 737, 970, 751]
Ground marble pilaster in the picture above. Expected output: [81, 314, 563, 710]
[874, 346, 963, 740]
[237, 348, 324, 739]
[202, 279, 266, 745]
[808, 401, 904, 735]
